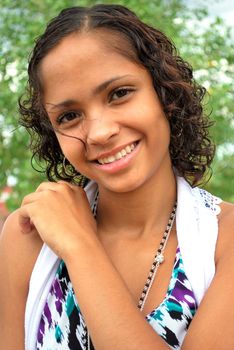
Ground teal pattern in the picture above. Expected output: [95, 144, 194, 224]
[36, 246, 197, 349]
[147, 247, 197, 348]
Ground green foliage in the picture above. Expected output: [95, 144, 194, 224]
[0, 0, 234, 210]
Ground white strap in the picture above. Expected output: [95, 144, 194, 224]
[176, 177, 221, 305]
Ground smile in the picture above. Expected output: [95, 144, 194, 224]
[97, 143, 137, 164]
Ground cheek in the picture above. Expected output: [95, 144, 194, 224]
[133, 106, 170, 141]
[145, 113, 171, 153]
[57, 135, 85, 162]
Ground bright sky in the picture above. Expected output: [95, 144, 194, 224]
[187, 0, 234, 30]
[208, 0, 234, 26]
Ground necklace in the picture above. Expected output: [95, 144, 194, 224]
[87, 196, 177, 349]
[138, 202, 177, 311]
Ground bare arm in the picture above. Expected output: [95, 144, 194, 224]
[65, 236, 168, 349]
[181, 201, 234, 349]
[0, 211, 42, 350]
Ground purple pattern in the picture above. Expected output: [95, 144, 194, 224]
[147, 247, 197, 349]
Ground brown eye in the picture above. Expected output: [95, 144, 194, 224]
[57, 111, 82, 125]
[110, 88, 134, 102]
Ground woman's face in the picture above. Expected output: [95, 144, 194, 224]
[40, 31, 172, 193]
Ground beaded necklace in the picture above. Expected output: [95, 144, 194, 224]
[86, 194, 177, 349]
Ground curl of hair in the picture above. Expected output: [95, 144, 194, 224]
[19, 4, 215, 186]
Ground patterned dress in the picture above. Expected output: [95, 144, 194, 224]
[36, 247, 197, 349]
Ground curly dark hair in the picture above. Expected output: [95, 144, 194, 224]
[19, 4, 215, 186]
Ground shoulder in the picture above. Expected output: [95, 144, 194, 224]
[215, 201, 234, 265]
[219, 200, 234, 222]
[0, 209, 43, 297]
[218, 200, 234, 239]
[0, 210, 43, 347]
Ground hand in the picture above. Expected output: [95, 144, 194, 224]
[18, 181, 97, 259]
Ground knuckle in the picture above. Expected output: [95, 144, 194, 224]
[57, 182, 71, 193]
[42, 189, 55, 199]
[57, 181, 76, 194]
[36, 181, 50, 192]
[21, 193, 31, 206]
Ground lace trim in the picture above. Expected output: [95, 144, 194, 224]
[195, 188, 222, 215]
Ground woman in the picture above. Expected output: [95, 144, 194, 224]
[0, 4, 234, 350]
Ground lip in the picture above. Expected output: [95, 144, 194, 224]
[90, 140, 139, 162]
[92, 141, 140, 174]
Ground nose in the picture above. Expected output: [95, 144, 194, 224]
[85, 108, 120, 146]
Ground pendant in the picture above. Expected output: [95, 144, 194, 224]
[156, 253, 164, 264]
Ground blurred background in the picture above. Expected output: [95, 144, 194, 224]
[0, 0, 234, 226]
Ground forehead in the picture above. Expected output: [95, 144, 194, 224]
[40, 32, 147, 100]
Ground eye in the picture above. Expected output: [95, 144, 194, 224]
[56, 111, 82, 125]
[109, 87, 134, 102]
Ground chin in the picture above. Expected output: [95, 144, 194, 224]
[99, 176, 147, 194]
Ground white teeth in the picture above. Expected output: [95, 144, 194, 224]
[97, 142, 137, 164]
[107, 156, 115, 162]
[116, 152, 122, 160]
[126, 146, 131, 153]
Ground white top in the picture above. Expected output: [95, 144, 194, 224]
[24, 177, 222, 350]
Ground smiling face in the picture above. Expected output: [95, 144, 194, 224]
[40, 31, 172, 193]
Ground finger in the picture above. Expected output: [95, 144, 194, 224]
[51, 181, 86, 198]
[21, 191, 47, 206]
[18, 205, 35, 234]
[35, 181, 60, 193]
[57, 180, 76, 191]
[36, 181, 77, 195]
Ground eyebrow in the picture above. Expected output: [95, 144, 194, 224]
[46, 74, 133, 111]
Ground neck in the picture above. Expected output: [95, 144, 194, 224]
[96, 167, 177, 239]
